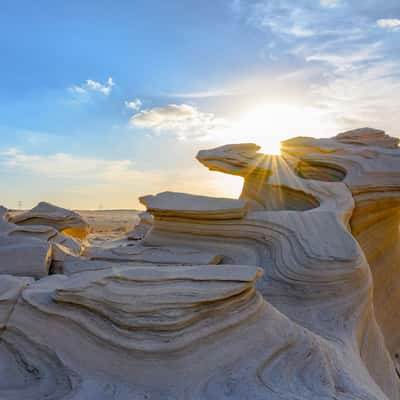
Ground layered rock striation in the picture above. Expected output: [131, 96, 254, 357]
[0, 128, 399, 399]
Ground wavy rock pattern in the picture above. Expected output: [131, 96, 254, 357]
[82, 244, 223, 266]
[11, 266, 263, 352]
[281, 128, 400, 362]
[0, 127, 399, 399]
[0, 329, 77, 400]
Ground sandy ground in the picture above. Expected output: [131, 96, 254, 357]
[10, 209, 141, 234]
[77, 209, 140, 234]
[9, 209, 142, 243]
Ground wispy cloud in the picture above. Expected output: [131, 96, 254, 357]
[69, 85, 87, 94]
[69, 77, 115, 96]
[164, 88, 235, 99]
[305, 42, 383, 72]
[0, 148, 147, 182]
[377, 18, 400, 30]
[230, 0, 400, 135]
[247, 2, 317, 38]
[319, 0, 341, 9]
[239, 0, 366, 41]
[130, 104, 227, 140]
[125, 99, 142, 110]
[310, 61, 400, 131]
[0, 147, 240, 209]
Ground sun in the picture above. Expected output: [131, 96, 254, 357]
[210, 102, 337, 198]
[232, 103, 329, 155]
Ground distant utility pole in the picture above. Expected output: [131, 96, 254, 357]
[18, 200, 22, 210]
[98, 203, 103, 210]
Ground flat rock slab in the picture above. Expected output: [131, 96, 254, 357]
[82, 244, 223, 266]
[57, 258, 125, 275]
[140, 191, 248, 219]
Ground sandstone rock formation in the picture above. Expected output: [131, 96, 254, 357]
[139, 191, 248, 219]
[9, 201, 89, 239]
[281, 128, 400, 365]
[0, 205, 83, 278]
[0, 207, 52, 277]
[0, 127, 399, 399]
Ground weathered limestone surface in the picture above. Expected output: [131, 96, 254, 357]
[0, 127, 399, 399]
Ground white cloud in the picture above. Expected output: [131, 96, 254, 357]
[69, 77, 115, 96]
[125, 99, 142, 110]
[319, 0, 341, 8]
[130, 104, 227, 140]
[68, 85, 87, 94]
[377, 18, 400, 30]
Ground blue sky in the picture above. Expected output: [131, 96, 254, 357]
[1, 0, 399, 209]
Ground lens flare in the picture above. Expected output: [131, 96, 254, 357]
[233, 103, 332, 155]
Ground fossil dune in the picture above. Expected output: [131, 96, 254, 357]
[0, 128, 399, 399]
